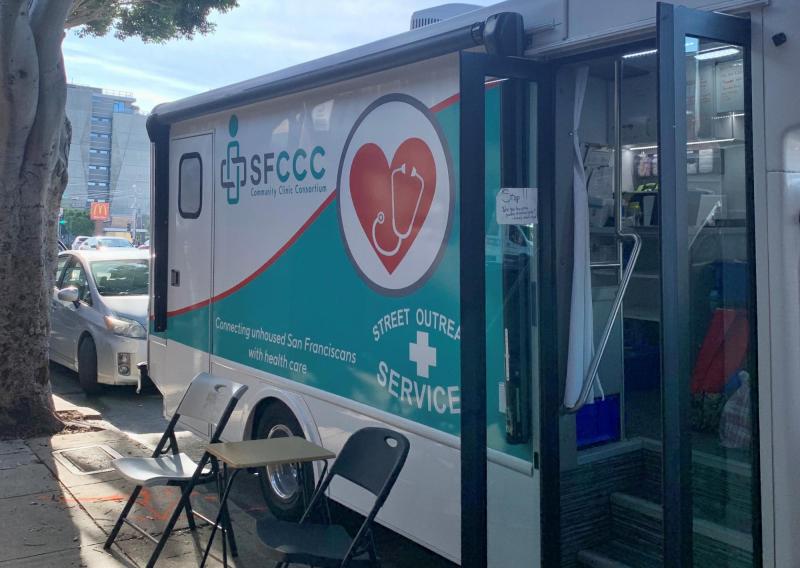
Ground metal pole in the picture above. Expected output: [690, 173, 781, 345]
[614, 58, 626, 440]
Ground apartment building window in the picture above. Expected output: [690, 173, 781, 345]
[89, 149, 110, 155]
[91, 116, 111, 123]
[113, 101, 126, 112]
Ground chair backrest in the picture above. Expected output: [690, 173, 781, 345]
[304, 428, 410, 565]
[328, 427, 410, 498]
[175, 373, 247, 441]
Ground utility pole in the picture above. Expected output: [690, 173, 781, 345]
[130, 184, 138, 243]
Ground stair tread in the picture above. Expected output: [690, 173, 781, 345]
[625, 484, 753, 534]
[610, 491, 753, 553]
[577, 539, 662, 568]
[641, 437, 752, 477]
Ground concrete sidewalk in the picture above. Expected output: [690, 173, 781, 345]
[0, 408, 268, 567]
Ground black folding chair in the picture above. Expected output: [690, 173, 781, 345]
[256, 427, 410, 568]
[103, 372, 248, 568]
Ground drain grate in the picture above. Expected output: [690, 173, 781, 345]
[52, 444, 123, 475]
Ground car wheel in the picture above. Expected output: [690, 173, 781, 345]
[253, 402, 314, 521]
[77, 336, 100, 395]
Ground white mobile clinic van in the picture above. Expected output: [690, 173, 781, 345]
[145, 0, 800, 565]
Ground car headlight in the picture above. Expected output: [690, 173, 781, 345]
[104, 315, 146, 339]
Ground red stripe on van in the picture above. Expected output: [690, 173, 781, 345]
[429, 80, 503, 113]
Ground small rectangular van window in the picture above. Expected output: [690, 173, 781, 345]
[179, 153, 202, 218]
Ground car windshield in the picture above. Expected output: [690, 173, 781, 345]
[98, 238, 132, 248]
[90, 259, 149, 296]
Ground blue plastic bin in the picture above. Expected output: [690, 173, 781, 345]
[576, 394, 621, 449]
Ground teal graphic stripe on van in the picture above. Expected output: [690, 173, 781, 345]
[165, 191, 336, 320]
[165, 305, 210, 353]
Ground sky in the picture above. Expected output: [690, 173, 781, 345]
[63, 1, 494, 113]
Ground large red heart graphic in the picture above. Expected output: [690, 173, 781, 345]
[349, 138, 436, 273]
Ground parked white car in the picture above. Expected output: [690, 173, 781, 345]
[78, 236, 134, 250]
[71, 235, 90, 250]
[50, 249, 149, 393]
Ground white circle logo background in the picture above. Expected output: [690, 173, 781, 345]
[338, 95, 453, 294]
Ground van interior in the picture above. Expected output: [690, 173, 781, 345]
[487, 41, 757, 567]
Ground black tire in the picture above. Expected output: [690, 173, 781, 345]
[77, 336, 100, 395]
[253, 402, 314, 521]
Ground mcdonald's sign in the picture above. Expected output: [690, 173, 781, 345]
[90, 201, 110, 221]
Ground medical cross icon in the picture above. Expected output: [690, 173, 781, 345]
[409, 331, 437, 379]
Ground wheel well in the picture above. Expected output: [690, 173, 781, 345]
[249, 397, 288, 439]
[76, 331, 94, 361]
[247, 393, 322, 448]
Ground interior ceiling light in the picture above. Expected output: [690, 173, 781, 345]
[627, 138, 736, 152]
[622, 49, 658, 59]
[694, 47, 740, 60]
[712, 112, 746, 120]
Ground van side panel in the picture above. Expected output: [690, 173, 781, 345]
[159, 54, 539, 565]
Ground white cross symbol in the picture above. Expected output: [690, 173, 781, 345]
[409, 331, 437, 379]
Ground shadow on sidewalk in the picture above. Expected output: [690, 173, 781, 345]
[7, 428, 268, 567]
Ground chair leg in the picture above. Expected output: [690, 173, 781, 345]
[146, 481, 196, 568]
[104, 485, 143, 549]
[222, 500, 239, 557]
[183, 491, 197, 531]
[368, 535, 381, 568]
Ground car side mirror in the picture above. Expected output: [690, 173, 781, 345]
[57, 287, 80, 304]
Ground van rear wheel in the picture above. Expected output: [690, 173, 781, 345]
[253, 402, 314, 521]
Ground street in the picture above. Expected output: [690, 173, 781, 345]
[49, 363, 454, 568]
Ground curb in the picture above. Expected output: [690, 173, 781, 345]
[52, 394, 102, 421]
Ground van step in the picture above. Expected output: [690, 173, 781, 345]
[607, 492, 753, 567]
[576, 492, 753, 567]
[610, 493, 663, 551]
[640, 444, 753, 532]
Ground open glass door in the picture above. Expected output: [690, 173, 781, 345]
[657, 3, 760, 566]
[458, 51, 556, 568]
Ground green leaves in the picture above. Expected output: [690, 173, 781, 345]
[63, 208, 94, 237]
[67, 0, 239, 43]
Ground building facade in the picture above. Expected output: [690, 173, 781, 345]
[63, 84, 150, 241]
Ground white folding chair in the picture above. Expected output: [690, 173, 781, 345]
[103, 372, 247, 568]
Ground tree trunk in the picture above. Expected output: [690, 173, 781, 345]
[0, 1, 74, 438]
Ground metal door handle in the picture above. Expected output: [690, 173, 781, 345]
[170, 269, 180, 287]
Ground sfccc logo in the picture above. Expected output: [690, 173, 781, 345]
[220, 114, 327, 205]
[337, 94, 453, 295]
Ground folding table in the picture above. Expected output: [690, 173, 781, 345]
[200, 436, 336, 567]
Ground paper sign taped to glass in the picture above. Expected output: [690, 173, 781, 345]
[496, 187, 538, 225]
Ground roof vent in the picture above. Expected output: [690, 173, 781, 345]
[410, 3, 481, 30]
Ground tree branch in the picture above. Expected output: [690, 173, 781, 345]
[30, 0, 73, 62]
[0, 1, 39, 182]
[22, 0, 72, 196]
[65, 0, 112, 29]
[65, 0, 164, 30]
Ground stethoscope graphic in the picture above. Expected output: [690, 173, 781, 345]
[371, 163, 425, 257]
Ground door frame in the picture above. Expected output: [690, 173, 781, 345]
[458, 50, 557, 568]
[656, 3, 758, 566]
